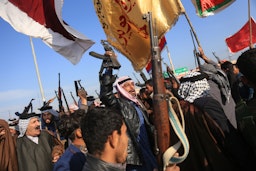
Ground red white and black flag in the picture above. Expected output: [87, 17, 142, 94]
[0, 0, 94, 64]
[191, 0, 235, 17]
[225, 17, 256, 53]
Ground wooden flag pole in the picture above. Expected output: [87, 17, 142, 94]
[29, 36, 46, 103]
[183, 12, 202, 68]
[144, 11, 170, 169]
[248, 0, 253, 49]
[184, 12, 201, 47]
[165, 45, 176, 74]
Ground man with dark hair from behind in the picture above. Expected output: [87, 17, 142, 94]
[53, 109, 87, 171]
[235, 48, 256, 156]
[80, 107, 128, 171]
[236, 48, 256, 89]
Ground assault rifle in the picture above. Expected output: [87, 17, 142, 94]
[22, 98, 35, 114]
[212, 52, 221, 64]
[89, 40, 121, 75]
[74, 79, 88, 104]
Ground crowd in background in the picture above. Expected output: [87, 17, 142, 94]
[0, 47, 256, 171]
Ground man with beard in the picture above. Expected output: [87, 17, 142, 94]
[40, 105, 60, 137]
[16, 112, 64, 171]
[99, 50, 158, 171]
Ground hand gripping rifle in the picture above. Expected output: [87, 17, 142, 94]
[89, 40, 121, 76]
[74, 79, 88, 103]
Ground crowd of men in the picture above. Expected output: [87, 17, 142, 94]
[0, 47, 256, 171]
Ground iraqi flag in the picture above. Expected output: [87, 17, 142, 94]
[225, 17, 256, 53]
[0, 0, 95, 64]
[191, 0, 235, 17]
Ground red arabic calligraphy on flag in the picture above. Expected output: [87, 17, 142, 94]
[225, 17, 256, 53]
[93, 0, 184, 71]
[0, 0, 94, 64]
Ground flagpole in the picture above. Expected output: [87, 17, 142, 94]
[184, 12, 201, 47]
[248, 0, 253, 49]
[183, 12, 202, 69]
[29, 36, 46, 103]
[165, 46, 176, 74]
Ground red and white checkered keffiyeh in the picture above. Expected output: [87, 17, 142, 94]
[113, 76, 142, 107]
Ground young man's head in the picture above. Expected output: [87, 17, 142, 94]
[236, 48, 256, 88]
[145, 79, 153, 95]
[58, 110, 84, 142]
[81, 107, 128, 164]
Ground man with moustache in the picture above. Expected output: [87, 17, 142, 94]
[16, 112, 63, 171]
[99, 51, 158, 171]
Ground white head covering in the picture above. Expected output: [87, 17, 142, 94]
[18, 118, 31, 137]
[18, 116, 40, 138]
[114, 76, 142, 106]
[178, 71, 210, 103]
[69, 103, 79, 111]
[18, 111, 41, 138]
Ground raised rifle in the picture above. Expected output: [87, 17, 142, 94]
[164, 62, 180, 86]
[57, 73, 64, 113]
[133, 72, 145, 87]
[22, 98, 35, 114]
[62, 88, 71, 114]
[74, 80, 86, 96]
[70, 91, 78, 106]
[89, 40, 121, 76]
[212, 52, 221, 64]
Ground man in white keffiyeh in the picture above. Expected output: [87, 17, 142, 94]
[17, 112, 63, 170]
[113, 76, 143, 107]
[100, 71, 158, 170]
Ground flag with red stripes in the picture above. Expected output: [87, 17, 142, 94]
[0, 0, 94, 64]
[191, 0, 235, 17]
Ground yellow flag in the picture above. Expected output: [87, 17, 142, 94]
[94, 0, 185, 71]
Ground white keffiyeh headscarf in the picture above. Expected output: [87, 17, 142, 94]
[114, 76, 142, 107]
[18, 116, 40, 138]
[178, 71, 210, 103]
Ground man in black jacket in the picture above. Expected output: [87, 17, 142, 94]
[99, 52, 158, 170]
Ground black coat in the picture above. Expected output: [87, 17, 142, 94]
[99, 73, 142, 165]
[16, 131, 55, 171]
